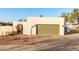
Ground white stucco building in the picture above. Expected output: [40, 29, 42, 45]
[0, 17, 65, 36]
[13, 17, 64, 36]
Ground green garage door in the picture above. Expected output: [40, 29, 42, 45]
[36, 24, 59, 36]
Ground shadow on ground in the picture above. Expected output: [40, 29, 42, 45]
[37, 38, 79, 51]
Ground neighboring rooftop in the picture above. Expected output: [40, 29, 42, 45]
[0, 21, 12, 26]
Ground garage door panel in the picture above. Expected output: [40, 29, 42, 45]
[36, 24, 59, 36]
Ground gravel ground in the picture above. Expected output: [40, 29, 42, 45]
[0, 33, 79, 51]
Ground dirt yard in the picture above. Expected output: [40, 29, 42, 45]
[0, 33, 79, 51]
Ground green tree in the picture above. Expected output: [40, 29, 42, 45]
[70, 8, 79, 23]
[61, 12, 69, 22]
[61, 8, 79, 23]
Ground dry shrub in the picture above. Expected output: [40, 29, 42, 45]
[9, 31, 17, 35]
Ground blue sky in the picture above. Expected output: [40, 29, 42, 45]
[0, 8, 72, 22]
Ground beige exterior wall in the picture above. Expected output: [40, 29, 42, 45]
[26, 17, 64, 35]
[0, 26, 12, 35]
[13, 17, 64, 36]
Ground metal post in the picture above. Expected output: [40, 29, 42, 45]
[35, 36, 38, 51]
[2, 32, 3, 40]
[12, 25, 15, 39]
